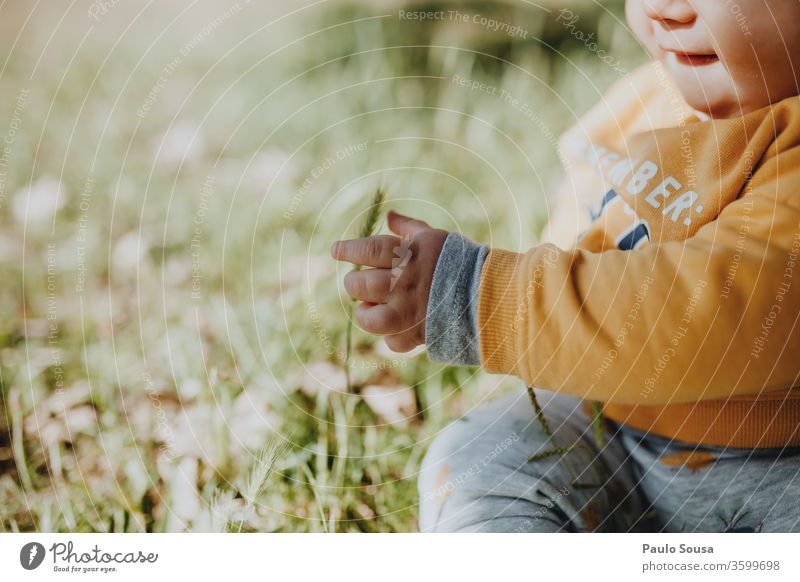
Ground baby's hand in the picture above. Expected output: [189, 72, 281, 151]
[331, 210, 448, 353]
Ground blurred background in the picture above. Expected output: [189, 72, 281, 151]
[0, 0, 642, 532]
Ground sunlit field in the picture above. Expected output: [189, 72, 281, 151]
[0, 0, 641, 532]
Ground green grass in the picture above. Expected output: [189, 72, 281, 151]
[0, 0, 640, 532]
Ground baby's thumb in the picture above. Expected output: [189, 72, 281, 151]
[387, 209, 430, 237]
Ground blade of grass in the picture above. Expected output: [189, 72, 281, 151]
[344, 185, 387, 392]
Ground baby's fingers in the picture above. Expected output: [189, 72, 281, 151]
[354, 302, 403, 335]
[343, 268, 391, 303]
[331, 234, 400, 268]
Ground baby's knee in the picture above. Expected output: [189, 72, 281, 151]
[417, 400, 548, 531]
[418, 397, 547, 502]
[417, 418, 472, 517]
[417, 416, 569, 532]
[417, 392, 607, 532]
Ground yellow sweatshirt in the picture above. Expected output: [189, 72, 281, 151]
[477, 61, 800, 448]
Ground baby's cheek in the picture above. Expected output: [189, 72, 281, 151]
[702, 1, 800, 110]
[625, 1, 658, 56]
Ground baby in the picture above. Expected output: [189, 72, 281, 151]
[331, 0, 800, 532]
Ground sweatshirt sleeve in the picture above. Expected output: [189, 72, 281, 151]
[425, 231, 489, 366]
[476, 181, 800, 405]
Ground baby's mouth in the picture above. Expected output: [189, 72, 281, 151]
[666, 49, 719, 67]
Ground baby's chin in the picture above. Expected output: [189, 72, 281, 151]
[662, 57, 742, 118]
[681, 90, 738, 119]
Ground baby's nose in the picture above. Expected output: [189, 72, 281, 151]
[642, 0, 696, 25]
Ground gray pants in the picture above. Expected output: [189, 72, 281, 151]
[418, 389, 800, 532]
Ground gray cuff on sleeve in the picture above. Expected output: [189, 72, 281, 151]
[424, 231, 489, 366]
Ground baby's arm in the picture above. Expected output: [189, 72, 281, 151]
[472, 182, 800, 405]
[332, 171, 800, 407]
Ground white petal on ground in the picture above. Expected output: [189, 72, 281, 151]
[112, 231, 151, 271]
[156, 120, 206, 166]
[12, 178, 66, 225]
[227, 389, 279, 450]
[169, 405, 220, 465]
[178, 377, 203, 400]
[164, 257, 191, 286]
[361, 384, 417, 426]
[298, 361, 348, 397]
[248, 149, 295, 186]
